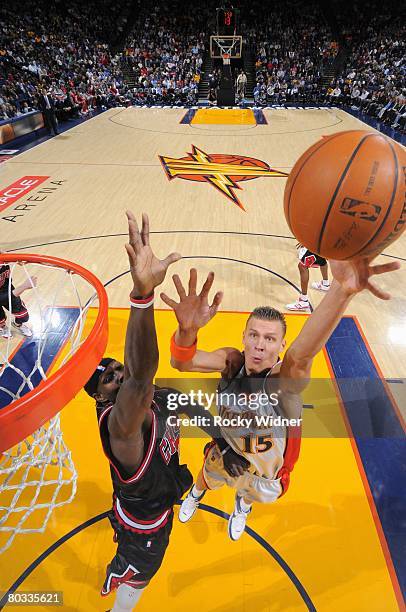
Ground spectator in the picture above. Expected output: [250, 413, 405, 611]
[37, 87, 59, 135]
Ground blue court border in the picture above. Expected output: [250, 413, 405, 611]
[326, 317, 405, 603]
[0, 308, 80, 410]
[0, 503, 316, 611]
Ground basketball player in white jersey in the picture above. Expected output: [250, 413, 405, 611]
[161, 257, 399, 540]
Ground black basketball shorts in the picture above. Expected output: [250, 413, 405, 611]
[101, 508, 174, 596]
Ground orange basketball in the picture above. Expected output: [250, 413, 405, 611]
[284, 130, 406, 260]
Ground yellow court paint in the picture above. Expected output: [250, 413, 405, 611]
[191, 108, 256, 125]
[1, 106, 403, 610]
[0, 309, 398, 611]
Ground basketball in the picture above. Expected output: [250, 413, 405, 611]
[284, 130, 406, 260]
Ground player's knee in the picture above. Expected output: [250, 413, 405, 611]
[114, 583, 146, 610]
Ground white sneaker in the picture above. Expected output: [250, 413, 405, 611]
[311, 281, 330, 292]
[0, 327, 12, 339]
[228, 496, 251, 541]
[178, 488, 205, 523]
[12, 322, 33, 337]
[285, 299, 310, 311]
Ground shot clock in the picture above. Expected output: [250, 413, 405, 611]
[216, 6, 238, 35]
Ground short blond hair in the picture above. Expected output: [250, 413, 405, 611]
[247, 307, 287, 337]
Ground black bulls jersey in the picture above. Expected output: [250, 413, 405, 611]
[0, 265, 12, 295]
[98, 387, 193, 533]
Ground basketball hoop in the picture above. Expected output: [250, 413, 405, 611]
[0, 253, 108, 553]
[210, 35, 242, 59]
[222, 53, 231, 66]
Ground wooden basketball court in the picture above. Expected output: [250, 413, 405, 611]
[0, 107, 405, 611]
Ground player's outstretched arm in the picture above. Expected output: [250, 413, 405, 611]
[280, 256, 400, 392]
[161, 268, 237, 373]
[109, 212, 180, 457]
[13, 276, 38, 297]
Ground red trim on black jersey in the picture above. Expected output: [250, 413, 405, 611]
[0, 266, 10, 291]
[98, 401, 157, 485]
[14, 309, 28, 319]
[113, 497, 172, 534]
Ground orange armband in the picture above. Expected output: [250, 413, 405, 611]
[170, 332, 197, 362]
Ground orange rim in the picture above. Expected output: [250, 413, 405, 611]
[0, 253, 108, 453]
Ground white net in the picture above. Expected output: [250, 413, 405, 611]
[0, 417, 77, 554]
[0, 257, 104, 553]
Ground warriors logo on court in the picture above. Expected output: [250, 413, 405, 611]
[159, 145, 288, 210]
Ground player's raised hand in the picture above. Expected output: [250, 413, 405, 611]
[125, 211, 181, 297]
[329, 257, 400, 300]
[160, 268, 223, 332]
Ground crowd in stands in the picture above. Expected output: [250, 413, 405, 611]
[0, 0, 129, 122]
[251, 0, 405, 132]
[251, 0, 337, 106]
[326, 0, 405, 131]
[121, 3, 212, 107]
[0, 0, 404, 134]
[0, 0, 215, 121]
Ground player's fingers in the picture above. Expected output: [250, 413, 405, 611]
[188, 268, 197, 295]
[366, 280, 390, 300]
[199, 271, 214, 299]
[125, 243, 137, 266]
[209, 291, 223, 316]
[161, 252, 181, 270]
[211, 291, 223, 307]
[160, 292, 178, 309]
[126, 210, 142, 253]
[369, 261, 401, 276]
[172, 273, 187, 299]
[141, 213, 150, 246]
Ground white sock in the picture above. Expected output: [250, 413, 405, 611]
[322, 280, 330, 286]
[112, 584, 144, 611]
[239, 497, 252, 513]
[191, 484, 204, 499]
[299, 294, 308, 301]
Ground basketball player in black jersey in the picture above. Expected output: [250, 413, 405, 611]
[0, 251, 37, 338]
[84, 212, 248, 611]
[286, 244, 330, 311]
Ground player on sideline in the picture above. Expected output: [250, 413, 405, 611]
[162, 256, 399, 541]
[0, 251, 37, 338]
[286, 244, 330, 311]
[84, 212, 248, 611]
